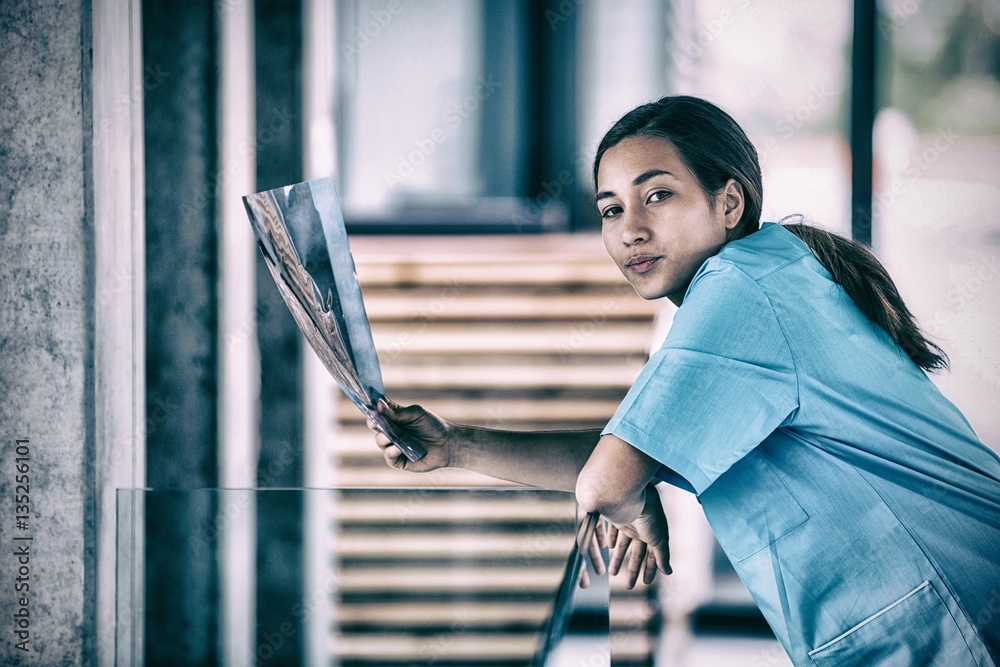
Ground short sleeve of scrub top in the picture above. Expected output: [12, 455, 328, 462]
[602, 258, 799, 495]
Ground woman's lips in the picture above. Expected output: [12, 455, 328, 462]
[626, 256, 662, 274]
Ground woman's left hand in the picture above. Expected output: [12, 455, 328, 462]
[607, 486, 671, 589]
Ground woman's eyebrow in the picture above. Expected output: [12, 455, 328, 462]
[632, 168, 675, 186]
[596, 168, 677, 202]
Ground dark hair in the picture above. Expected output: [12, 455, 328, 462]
[780, 217, 948, 371]
[593, 95, 763, 240]
[593, 95, 948, 372]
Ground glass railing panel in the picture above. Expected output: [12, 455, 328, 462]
[117, 488, 609, 667]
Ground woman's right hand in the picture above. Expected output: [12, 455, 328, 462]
[368, 398, 454, 473]
[606, 486, 671, 588]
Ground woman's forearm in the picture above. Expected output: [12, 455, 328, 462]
[449, 425, 602, 491]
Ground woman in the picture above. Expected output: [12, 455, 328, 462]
[369, 95, 1000, 666]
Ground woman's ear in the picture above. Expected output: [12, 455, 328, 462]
[722, 179, 745, 231]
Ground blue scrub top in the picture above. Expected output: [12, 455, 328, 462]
[603, 222, 1000, 666]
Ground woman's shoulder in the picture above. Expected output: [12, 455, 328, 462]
[681, 222, 820, 308]
[713, 222, 814, 281]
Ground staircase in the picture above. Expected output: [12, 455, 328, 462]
[329, 233, 663, 665]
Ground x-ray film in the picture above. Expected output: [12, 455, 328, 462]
[243, 178, 427, 462]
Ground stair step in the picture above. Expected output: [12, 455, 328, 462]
[337, 395, 624, 424]
[333, 533, 574, 559]
[331, 467, 521, 488]
[362, 290, 657, 322]
[334, 496, 575, 523]
[381, 362, 644, 390]
[338, 567, 563, 593]
[370, 321, 651, 355]
[336, 598, 655, 628]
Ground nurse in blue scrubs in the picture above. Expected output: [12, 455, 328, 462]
[370, 95, 1000, 666]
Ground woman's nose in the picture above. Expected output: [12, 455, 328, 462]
[622, 209, 650, 246]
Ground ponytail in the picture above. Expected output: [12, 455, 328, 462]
[780, 217, 948, 372]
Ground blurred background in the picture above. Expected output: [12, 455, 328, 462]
[137, 0, 999, 665]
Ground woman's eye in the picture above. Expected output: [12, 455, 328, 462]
[600, 205, 623, 220]
[647, 190, 672, 204]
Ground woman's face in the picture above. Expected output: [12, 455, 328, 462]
[596, 135, 742, 304]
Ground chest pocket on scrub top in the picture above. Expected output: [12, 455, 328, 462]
[699, 448, 810, 562]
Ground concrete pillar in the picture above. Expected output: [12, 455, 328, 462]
[0, 1, 96, 662]
[254, 0, 306, 662]
[217, 0, 260, 664]
[142, 0, 221, 664]
[0, 0, 145, 665]
[93, 0, 147, 663]
[302, 0, 340, 661]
